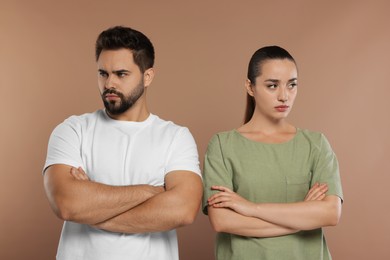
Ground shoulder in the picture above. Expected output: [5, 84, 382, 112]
[209, 129, 235, 141]
[149, 114, 194, 140]
[206, 130, 237, 149]
[52, 110, 103, 134]
[59, 110, 103, 127]
[298, 128, 333, 151]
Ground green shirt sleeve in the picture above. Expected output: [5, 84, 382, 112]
[202, 134, 233, 215]
[310, 133, 344, 201]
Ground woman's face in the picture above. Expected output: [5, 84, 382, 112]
[247, 58, 298, 122]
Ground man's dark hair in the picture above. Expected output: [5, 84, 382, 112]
[95, 26, 155, 73]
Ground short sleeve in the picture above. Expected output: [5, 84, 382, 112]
[202, 134, 233, 215]
[164, 127, 201, 176]
[43, 119, 84, 174]
[311, 134, 344, 201]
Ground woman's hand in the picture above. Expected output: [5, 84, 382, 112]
[208, 182, 328, 218]
[208, 186, 256, 217]
[304, 183, 328, 201]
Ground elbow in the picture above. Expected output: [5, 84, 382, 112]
[326, 202, 342, 227]
[49, 197, 77, 221]
[181, 213, 197, 226]
[207, 207, 231, 233]
[321, 196, 342, 227]
[56, 205, 75, 221]
[327, 210, 341, 226]
[208, 214, 228, 233]
[210, 221, 225, 233]
[177, 205, 199, 226]
[210, 217, 233, 233]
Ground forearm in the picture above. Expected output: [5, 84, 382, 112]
[250, 196, 342, 230]
[208, 207, 298, 237]
[94, 171, 203, 234]
[44, 165, 161, 224]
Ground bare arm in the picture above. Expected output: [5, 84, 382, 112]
[43, 164, 164, 224]
[93, 171, 203, 233]
[208, 185, 342, 231]
[208, 206, 298, 237]
[249, 195, 341, 230]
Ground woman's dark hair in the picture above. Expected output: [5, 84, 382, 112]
[95, 26, 155, 73]
[244, 46, 296, 123]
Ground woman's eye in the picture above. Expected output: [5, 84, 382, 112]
[267, 84, 277, 89]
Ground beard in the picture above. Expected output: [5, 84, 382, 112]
[101, 81, 145, 115]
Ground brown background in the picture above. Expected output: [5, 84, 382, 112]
[1, 0, 389, 259]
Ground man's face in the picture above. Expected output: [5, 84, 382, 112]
[97, 49, 146, 116]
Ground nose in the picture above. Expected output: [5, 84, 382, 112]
[104, 74, 116, 90]
[278, 87, 288, 102]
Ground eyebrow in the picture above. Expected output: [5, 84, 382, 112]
[113, 69, 130, 74]
[264, 78, 297, 83]
[97, 69, 131, 74]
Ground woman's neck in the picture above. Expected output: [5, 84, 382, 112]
[237, 116, 296, 144]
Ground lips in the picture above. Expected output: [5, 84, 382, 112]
[105, 94, 119, 101]
[275, 105, 289, 112]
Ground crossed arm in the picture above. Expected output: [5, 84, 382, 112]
[44, 164, 202, 233]
[207, 184, 342, 238]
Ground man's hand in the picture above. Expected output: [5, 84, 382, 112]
[69, 167, 90, 181]
[69, 167, 165, 195]
[44, 164, 166, 224]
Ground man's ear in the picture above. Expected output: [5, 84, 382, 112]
[245, 79, 254, 96]
[143, 68, 155, 88]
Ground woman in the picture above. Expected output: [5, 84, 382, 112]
[203, 46, 343, 259]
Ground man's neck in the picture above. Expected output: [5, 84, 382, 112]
[106, 106, 150, 122]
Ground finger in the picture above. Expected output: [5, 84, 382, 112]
[78, 167, 91, 181]
[70, 167, 83, 180]
[212, 201, 231, 209]
[318, 193, 326, 200]
[208, 195, 232, 205]
[307, 182, 319, 194]
[306, 184, 328, 201]
[70, 167, 90, 181]
[307, 183, 325, 197]
[75, 167, 88, 180]
[77, 167, 86, 174]
[211, 186, 233, 193]
[305, 184, 320, 200]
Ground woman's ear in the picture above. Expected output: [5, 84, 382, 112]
[245, 79, 254, 96]
[143, 68, 155, 88]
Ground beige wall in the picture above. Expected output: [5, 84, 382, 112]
[1, 0, 389, 259]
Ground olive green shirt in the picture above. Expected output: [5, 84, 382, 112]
[202, 129, 343, 260]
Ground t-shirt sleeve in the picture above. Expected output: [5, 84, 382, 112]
[202, 134, 233, 215]
[43, 118, 84, 174]
[164, 127, 201, 177]
[311, 134, 344, 201]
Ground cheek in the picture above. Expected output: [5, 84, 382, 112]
[97, 80, 105, 92]
[289, 91, 298, 102]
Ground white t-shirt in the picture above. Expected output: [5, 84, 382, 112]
[44, 110, 201, 260]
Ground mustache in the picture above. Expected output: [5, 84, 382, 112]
[102, 88, 123, 97]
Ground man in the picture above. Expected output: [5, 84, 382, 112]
[43, 26, 203, 260]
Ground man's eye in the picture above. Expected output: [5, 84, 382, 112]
[99, 71, 108, 77]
